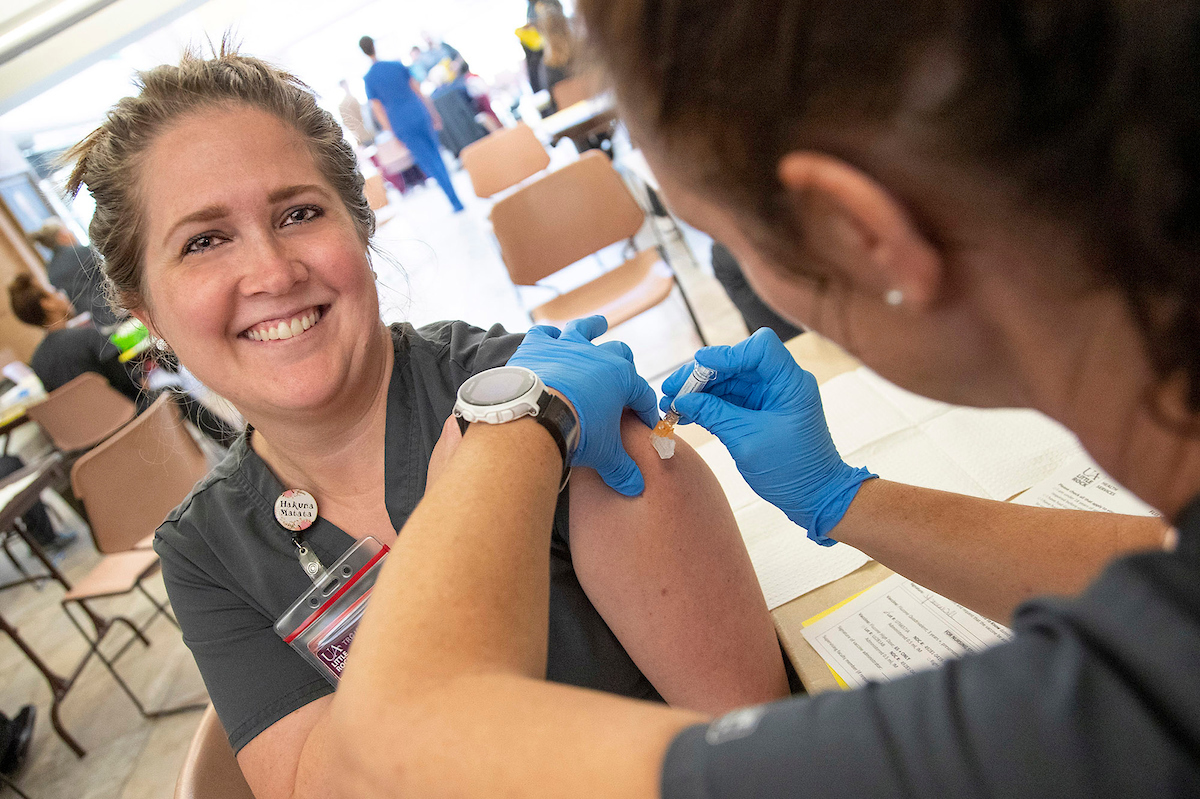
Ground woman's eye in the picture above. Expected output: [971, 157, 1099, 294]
[283, 206, 322, 226]
[183, 234, 220, 256]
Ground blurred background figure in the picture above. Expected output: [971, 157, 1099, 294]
[0, 706, 35, 777]
[338, 77, 426, 196]
[7, 274, 238, 446]
[534, 0, 576, 109]
[514, 13, 545, 94]
[710, 243, 803, 342]
[7, 273, 139, 402]
[412, 31, 468, 81]
[27, 217, 116, 328]
[413, 34, 491, 156]
[360, 34, 465, 212]
[337, 78, 375, 147]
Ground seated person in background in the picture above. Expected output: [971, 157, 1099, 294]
[8, 273, 140, 401]
[63, 47, 789, 799]
[28, 218, 116, 328]
[7, 274, 237, 446]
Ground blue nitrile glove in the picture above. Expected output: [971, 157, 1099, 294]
[662, 328, 876, 545]
[508, 316, 658, 497]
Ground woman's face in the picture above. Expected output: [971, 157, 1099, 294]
[136, 105, 383, 420]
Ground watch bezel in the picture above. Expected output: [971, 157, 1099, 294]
[454, 366, 545, 425]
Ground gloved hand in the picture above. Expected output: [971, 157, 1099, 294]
[662, 328, 875, 545]
[509, 316, 658, 497]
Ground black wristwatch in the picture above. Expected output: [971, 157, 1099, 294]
[453, 366, 579, 491]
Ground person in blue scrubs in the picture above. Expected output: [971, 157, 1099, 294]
[359, 35, 464, 213]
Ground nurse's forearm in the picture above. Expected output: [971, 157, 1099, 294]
[832, 479, 1169, 622]
[347, 416, 561, 686]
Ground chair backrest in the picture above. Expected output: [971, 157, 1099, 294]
[174, 705, 255, 799]
[27, 372, 136, 452]
[550, 75, 595, 110]
[460, 123, 550, 198]
[490, 151, 646, 285]
[71, 393, 210, 554]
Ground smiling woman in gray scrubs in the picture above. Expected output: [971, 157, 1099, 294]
[62, 46, 791, 799]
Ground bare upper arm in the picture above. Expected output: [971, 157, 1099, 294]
[237, 695, 333, 799]
[567, 413, 788, 712]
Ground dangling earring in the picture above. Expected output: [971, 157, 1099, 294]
[885, 289, 904, 307]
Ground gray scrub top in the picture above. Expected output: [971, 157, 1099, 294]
[662, 493, 1200, 798]
[155, 321, 660, 753]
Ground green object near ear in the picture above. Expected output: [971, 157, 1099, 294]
[109, 318, 149, 354]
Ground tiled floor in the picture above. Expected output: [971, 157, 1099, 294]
[0, 142, 747, 798]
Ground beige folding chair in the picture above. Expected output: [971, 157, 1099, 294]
[175, 705, 256, 799]
[26, 372, 136, 455]
[490, 150, 707, 342]
[460, 123, 551, 198]
[56, 394, 209, 726]
[71, 391, 210, 554]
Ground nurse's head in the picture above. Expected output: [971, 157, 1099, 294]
[65, 46, 387, 421]
[580, 2, 1200, 421]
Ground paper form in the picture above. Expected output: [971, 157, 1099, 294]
[733, 500, 870, 610]
[801, 574, 1012, 688]
[1014, 454, 1161, 517]
[819, 367, 1082, 501]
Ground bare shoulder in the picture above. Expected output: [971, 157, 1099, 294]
[570, 411, 722, 524]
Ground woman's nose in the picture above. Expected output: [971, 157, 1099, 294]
[239, 235, 307, 295]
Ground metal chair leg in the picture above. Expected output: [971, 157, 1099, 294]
[60, 590, 204, 721]
[0, 531, 31, 582]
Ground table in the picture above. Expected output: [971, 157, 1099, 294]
[0, 453, 100, 755]
[763, 334, 898, 694]
[536, 94, 617, 148]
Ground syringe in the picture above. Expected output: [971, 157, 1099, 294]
[650, 363, 717, 459]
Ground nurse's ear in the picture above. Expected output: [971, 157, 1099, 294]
[777, 152, 943, 311]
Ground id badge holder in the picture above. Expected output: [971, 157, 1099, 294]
[274, 537, 388, 685]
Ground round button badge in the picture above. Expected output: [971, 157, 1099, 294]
[274, 489, 318, 532]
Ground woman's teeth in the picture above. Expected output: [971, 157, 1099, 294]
[247, 308, 321, 341]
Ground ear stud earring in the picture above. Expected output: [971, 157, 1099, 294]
[885, 289, 905, 307]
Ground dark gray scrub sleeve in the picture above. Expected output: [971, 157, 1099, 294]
[662, 530, 1200, 799]
[156, 534, 332, 752]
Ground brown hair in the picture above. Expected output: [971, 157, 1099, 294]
[64, 42, 374, 314]
[580, 1, 1200, 409]
[537, 2, 576, 70]
[8, 273, 49, 327]
[28, 218, 65, 251]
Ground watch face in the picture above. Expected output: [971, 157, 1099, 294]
[461, 367, 537, 406]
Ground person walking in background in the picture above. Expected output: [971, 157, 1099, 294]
[359, 35, 464, 213]
[27, 218, 116, 328]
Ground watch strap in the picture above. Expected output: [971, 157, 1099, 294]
[536, 391, 578, 492]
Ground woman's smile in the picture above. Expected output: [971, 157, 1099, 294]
[242, 304, 328, 342]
